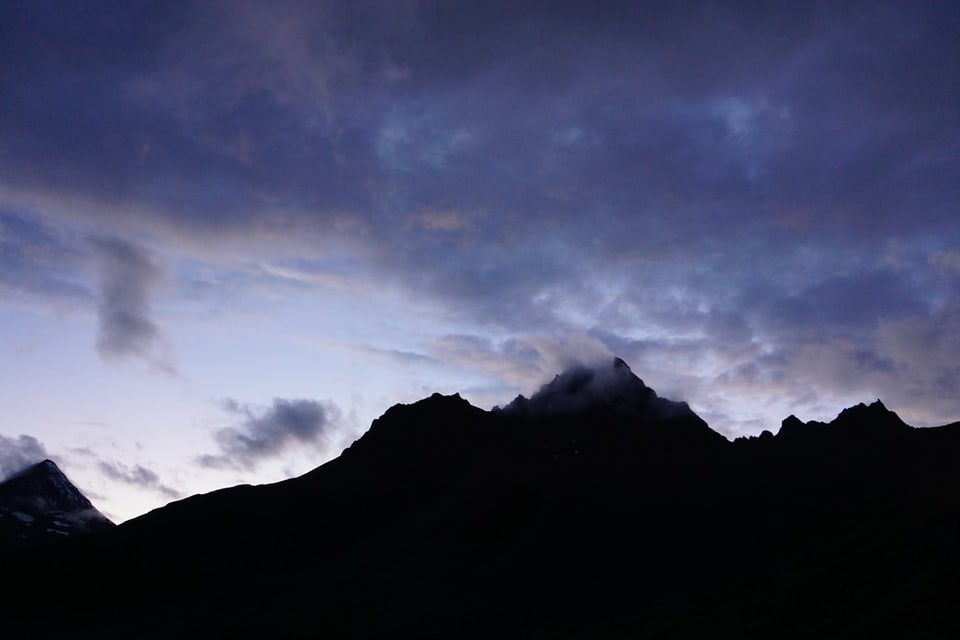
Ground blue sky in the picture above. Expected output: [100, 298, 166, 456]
[1, 0, 958, 521]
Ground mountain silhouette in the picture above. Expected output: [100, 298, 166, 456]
[4, 358, 960, 639]
[776, 399, 911, 441]
[497, 357, 727, 460]
[0, 459, 114, 544]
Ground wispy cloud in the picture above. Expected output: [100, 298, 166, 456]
[98, 461, 181, 500]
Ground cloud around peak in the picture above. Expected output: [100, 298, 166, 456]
[0, 434, 50, 481]
[0, 0, 958, 455]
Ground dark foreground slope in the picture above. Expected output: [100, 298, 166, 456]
[5, 360, 960, 639]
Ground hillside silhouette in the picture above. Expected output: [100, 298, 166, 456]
[4, 358, 960, 638]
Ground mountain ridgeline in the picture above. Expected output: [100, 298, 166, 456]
[4, 358, 960, 639]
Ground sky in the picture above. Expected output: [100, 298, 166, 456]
[1, 0, 958, 522]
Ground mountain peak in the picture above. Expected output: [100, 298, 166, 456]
[0, 459, 114, 542]
[341, 391, 491, 463]
[777, 414, 806, 438]
[23, 459, 66, 480]
[500, 356, 657, 417]
[832, 399, 908, 432]
[495, 357, 726, 454]
[776, 399, 910, 441]
[4, 459, 92, 510]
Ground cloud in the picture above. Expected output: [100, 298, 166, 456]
[136, 0, 410, 117]
[0, 0, 958, 438]
[425, 332, 615, 407]
[199, 398, 339, 470]
[497, 356, 707, 431]
[0, 434, 50, 481]
[97, 461, 181, 500]
[349, 343, 438, 368]
[91, 236, 164, 361]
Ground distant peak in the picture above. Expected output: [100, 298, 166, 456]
[6, 458, 62, 482]
[0, 457, 114, 536]
[37, 459, 62, 472]
[781, 414, 804, 427]
[776, 399, 910, 440]
[775, 414, 806, 438]
[424, 392, 469, 406]
[500, 356, 684, 419]
[835, 399, 892, 419]
[4, 459, 77, 493]
[834, 399, 908, 431]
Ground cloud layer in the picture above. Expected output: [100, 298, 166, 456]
[0, 1, 958, 441]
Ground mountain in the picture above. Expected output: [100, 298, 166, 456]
[0, 459, 114, 544]
[775, 399, 911, 441]
[497, 356, 728, 457]
[4, 358, 960, 639]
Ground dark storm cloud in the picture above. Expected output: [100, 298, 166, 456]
[0, 434, 50, 480]
[98, 461, 181, 500]
[0, 3, 932, 227]
[2, 1, 959, 426]
[363, 1, 958, 356]
[91, 237, 163, 361]
[2, 1, 955, 252]
[199, 398, 338, 470]
[0, 0, 399, 232]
